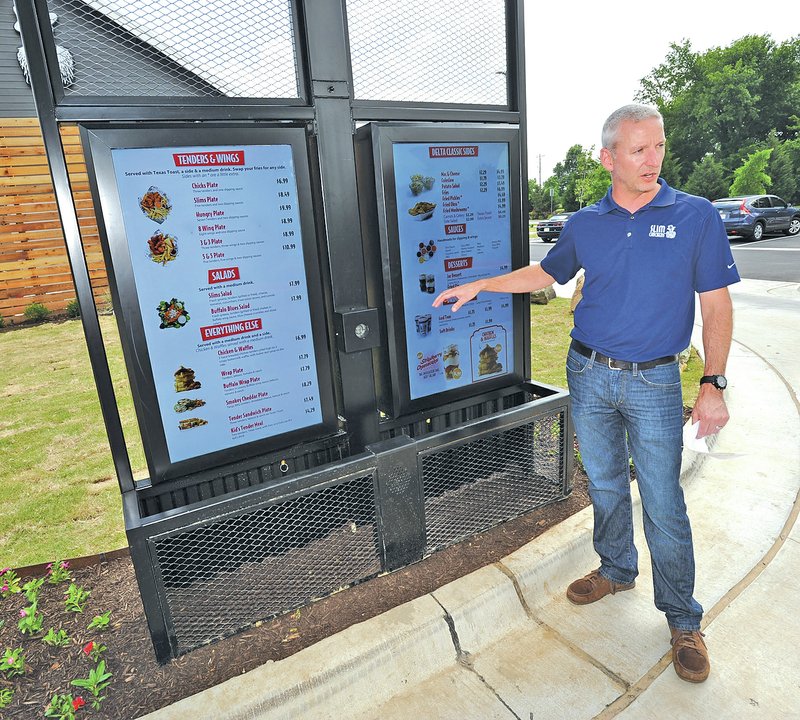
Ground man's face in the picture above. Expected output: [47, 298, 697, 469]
[600, 117, 666, 200]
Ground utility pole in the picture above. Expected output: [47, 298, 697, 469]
[537, 153, 543, 186]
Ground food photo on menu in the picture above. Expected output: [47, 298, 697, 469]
[138, 186, 171, 223]
[156, 298, 190, 329]
[147, 230, 178, 265]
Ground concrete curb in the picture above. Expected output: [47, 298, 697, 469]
[142, 594, 457, 720]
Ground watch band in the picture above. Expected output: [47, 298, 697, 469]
[700, 375, 727, 390]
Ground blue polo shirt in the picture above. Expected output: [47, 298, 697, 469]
[541, 179, 740, 362]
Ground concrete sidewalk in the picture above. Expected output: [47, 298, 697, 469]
[143, 279, 800, 720]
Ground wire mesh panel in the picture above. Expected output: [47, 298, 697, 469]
[148, 474, 380, 655]
[345, 0, 508, 105]
[420, 411, 566, 552]
[45, 0, 299, 98]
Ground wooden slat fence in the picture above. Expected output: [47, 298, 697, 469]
[0, 118, 109, 323]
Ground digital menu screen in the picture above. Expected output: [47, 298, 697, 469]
[110, 144, 323, 463]
[392, 142, 514, 401]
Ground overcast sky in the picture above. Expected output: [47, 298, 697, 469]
[523, 1, 799, 181]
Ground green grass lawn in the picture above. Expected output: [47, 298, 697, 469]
[0, 315, 144, 566]
[0, 302, 702, 567]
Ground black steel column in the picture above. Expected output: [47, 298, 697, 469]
[15, 0, 135, 494]
[301, 0, 380, 450]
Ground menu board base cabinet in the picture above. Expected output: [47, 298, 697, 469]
[122, 381, 570, 663]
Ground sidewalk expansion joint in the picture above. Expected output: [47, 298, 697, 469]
[430, 594, 523, 720]
[494, 560, 630, 693]
[431, 595, 464, 660]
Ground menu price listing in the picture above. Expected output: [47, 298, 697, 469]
[111, 143, 323, 464]
[392, 141, 514, 401]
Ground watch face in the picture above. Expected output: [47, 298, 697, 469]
[716, 376, 727, 389]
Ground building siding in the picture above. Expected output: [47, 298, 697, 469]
[0, 0, 36, 117]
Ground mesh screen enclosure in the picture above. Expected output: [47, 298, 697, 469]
[421, 411, 566, 552]
[46, 0, 299, 98]
[346, 0, 508, 105]
[150, 473, 380, 654]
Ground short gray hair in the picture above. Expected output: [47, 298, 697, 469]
[602, 104, 663, 150]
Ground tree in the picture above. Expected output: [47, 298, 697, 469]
[552, 145, 607, 211]
[768, 139, 800, 202]
[527, 179, 551, 219]
[637, 35, 800, 181]
[576, 163, 610, 207]
[683, 154, 729, 200]
[729, 148, 773, 196]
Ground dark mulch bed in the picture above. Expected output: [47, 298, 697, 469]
[1, 468, 589, 719]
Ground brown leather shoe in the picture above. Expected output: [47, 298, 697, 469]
[670, 628, 710, 683]
[566, 569, 635, 605]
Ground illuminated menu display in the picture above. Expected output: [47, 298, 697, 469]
[393, 142, 514, 400]
[111, 144, 322, 463]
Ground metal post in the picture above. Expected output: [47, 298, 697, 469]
[300, 0, 380, 450]
[14, 0, 135, 494]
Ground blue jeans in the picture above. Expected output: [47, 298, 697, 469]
[566, 344, 703, 631]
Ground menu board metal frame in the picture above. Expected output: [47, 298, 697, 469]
[357, 123, 527, 417]
[82, 124, 337, 484]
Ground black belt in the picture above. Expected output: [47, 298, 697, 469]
[570, 339, 678, 371]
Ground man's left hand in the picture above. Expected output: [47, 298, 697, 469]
[691, 385, 729, 439]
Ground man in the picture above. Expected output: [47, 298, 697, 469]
[432, 103, 739, 683]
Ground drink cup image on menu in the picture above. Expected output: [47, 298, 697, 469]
[443, 343, 461, 380]
[415, 314, 432, 336]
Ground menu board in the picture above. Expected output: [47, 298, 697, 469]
[109, 144, 323, 464]
[392, 142, 514, 401]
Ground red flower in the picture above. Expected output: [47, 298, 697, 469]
[82, 641, 94, 655]
[72, 696, 86, 710]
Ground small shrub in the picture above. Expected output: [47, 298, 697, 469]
[0, 315, 5, 328]
[65, 299, 81, 318]
[23, 302, 50, 322]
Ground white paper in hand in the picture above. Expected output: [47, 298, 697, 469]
[682, 420, 745, 459]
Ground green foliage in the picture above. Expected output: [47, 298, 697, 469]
[45, 693, 81, 719]
[1, 568, 22, 597]
[634, 34, 800, 191]
[23, 302, 50, 322]
[43, 627, 71, 647]
[47, 560, 72, 584]
[683, 154, 730, 200]
[527, 178, 553, 218]
[0, 315, 5, 328]
[17, 602, 44, 635]
[768, 137, 800, 202]
[22, 577, 45, 603]
[87, 610, 112, 632]
[64, 583, 90, 613]
[730, 147, 773, 195]
[576, 161, 611, 207]
[65, 299, 81, 319]
[551, 145, 608, 211]
[71, 659, 112, 710]
[1, 647, 25, 678]
[0, 687, 13, 709]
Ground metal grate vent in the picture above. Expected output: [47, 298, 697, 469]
[345, 0, 508, 105]
[46, 0, 299, 98]
[150, 474, 380, 654]
[421, 412, 565, 552]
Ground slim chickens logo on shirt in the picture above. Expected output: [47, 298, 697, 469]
[649, 224, 677, 239]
